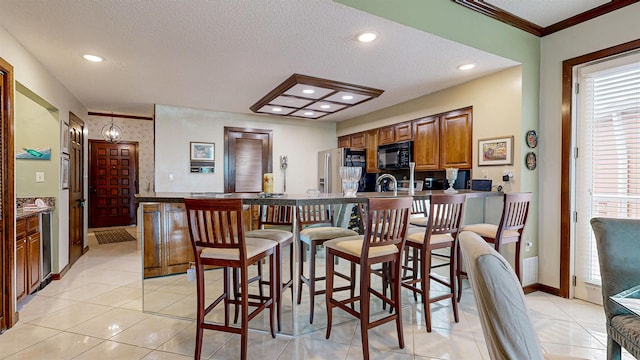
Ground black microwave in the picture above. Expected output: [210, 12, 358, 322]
[377, 141, 413, 170]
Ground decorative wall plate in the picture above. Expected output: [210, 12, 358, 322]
[526, 130, 538, 148]
[526, 152, 537, 170]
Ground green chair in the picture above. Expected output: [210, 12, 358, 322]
[590, 217, 640, 360]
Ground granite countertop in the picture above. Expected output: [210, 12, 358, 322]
[16, 206, 53, 219]
[135, 190, 501, 205]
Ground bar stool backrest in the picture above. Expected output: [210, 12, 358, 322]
[427, 194, 466, 237]
[496, 193, 533, 243]
[297, 204, 335, 228]
[185, 198, 247, 259]
[258, 205, 294, 229]
[359, 197, 412, 259]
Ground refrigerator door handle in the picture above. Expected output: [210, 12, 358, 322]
[324, 153, 331, 193]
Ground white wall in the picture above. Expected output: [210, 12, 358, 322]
[0, 25, 88, 280]
[154, 104, 337, 194]
[538, 3, 640, 288]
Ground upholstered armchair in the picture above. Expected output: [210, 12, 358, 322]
[590, 217, 640, 360]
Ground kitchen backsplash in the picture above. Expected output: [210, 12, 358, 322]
[16, 197, 56, 208]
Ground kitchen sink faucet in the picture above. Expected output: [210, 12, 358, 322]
[376, 174, 398, 196]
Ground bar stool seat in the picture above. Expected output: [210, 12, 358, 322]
[324, 235, 399, 258]
[406, 231, 453, 245]
[201, 237, 276, 260]
[245, 204, 294, 332]
[325, 197, 413, 360]
[460, 224, 520, 242]
[184, 198, 277, 360]
[297, 204, 359, 324]
[457, 192, 532, 302]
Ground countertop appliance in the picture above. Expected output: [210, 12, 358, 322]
[377, 141, 412, 170]
[318, 148, 367, 193]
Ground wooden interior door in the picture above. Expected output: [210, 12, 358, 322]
[224, 127, 272, 193]
[68, 113, 84, 265]
[0, 57, 15, 330]
[89, 141, 138, 228]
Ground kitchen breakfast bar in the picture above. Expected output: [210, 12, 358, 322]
[135, 190, 502, 336]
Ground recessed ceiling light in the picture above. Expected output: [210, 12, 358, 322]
[342, 95, 354, 100]
[320, 105, 331, 109]
[458, 63, 476, 71]
[357, 31, 378, 43]
[83, 54, 104, 62]
[272, 107, 282, 112]
[302, 89, 315, 94]
[304, 111, 314, 116]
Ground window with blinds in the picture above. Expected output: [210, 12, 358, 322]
[576, 52, 640, 285]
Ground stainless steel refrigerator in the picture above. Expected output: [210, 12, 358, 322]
[318, 148, 366, 193]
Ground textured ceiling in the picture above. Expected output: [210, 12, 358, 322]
[1, 0, 521, 120]
[485, 0, 611, 27]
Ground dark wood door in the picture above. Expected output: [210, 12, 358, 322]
[0, 58, 15, 330]
[69, 113, 84, 265]
[89, 141, 138, 228]
[224, 127, 272, 193]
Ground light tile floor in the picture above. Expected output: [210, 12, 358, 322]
[1, 227, 634, 359]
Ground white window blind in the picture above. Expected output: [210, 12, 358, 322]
[576, 53, 640, 284]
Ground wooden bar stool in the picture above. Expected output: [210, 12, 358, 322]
[184, 198, 277, 360]
[401, 193, 465, 332]
[297, 203, 359, 324]
[245, 204, 294, 331]
[324, 197, 412, 360]
[457, 192, 532, 302]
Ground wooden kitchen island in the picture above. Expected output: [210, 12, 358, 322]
[135, 190, 502, 335]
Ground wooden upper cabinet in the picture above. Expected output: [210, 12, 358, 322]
[338, 135, 350, 148]
[413, 116, 440, 170]
[378, 126, 395, 145]
[394, 122, 413, 142]
[350, 132, 366, 149]
[440, 107, 472, 169]
[365, 129, 379, 173]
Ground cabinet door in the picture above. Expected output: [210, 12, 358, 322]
[365, 129, 379, 173]
[378, 126, 395, 145]
[165, 203, 194, 274]
[413, 116, 440, 170]
[16, 237, 27, 302]
[337, 135, 350, 148]
[27, 232, 41, 294]
[143, 204, 163, 278]
[440, 108, 473, 169]
[394, 122, 413, 142]
[350, 132, 366, 149]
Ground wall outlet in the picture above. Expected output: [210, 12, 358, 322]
[502, 170, 514, 182]
[35, 171, 45, 182]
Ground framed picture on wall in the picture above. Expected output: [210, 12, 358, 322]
[190, 142, 215, 161]
[478, 136, 514, 166]
[61, 154, 70, 189]
[61, 122, 70, 155]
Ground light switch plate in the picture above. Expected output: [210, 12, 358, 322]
[35, 171, 45, 182]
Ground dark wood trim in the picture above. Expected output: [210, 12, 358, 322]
[544, 0, 640, 36]
[523, 283, 561, 296]
[453, 0, 640, 37]
[51, 263, 70, 280]
[0, 57, 15, 329]
[88, 112, 153, 121]
[560, 38, 640, 298]
[250, 73, 384, 119]
[223, 127, 273, 193]
[453, 0, 543, 36]
[82, 246, 90, 255]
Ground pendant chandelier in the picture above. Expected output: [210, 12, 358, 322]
[101, 115, 123, 143]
